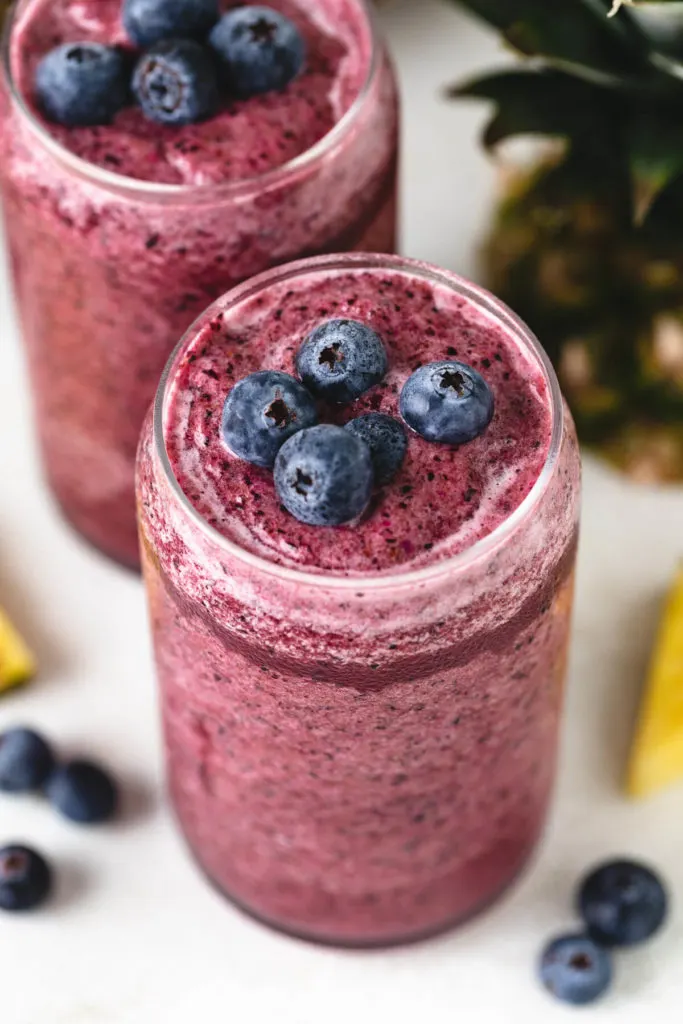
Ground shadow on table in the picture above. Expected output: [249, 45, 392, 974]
[116, 774, 158, 830]
[50, 856, 91, 912]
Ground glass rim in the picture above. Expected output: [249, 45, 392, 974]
[1, 0, 380, 203]
[152, 253, 566, 592]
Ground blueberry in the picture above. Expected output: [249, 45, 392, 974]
[578, 859, 668, 947]
[274, 425, 373, 526]
[0, 845, 52, 912]
[46, 760, 118, 824]
[399, 361, 494, 446]
[132, 40, 219, 126]
[296, 320, 388, 404]
[344, 414, 407, 486]
[539, 933, 613, 1006]
[209, 5, 306, 98]
[123, 0, 219, 48]
[222, 371, 318, 468]
[0, 727, 55, 793]
[35, 43, 130, 127]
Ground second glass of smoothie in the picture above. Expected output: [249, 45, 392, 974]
[137, 253, 581, 947]
[0, 0, 398, 567]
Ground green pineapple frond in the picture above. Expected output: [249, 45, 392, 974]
[451, 0, 683, 224]
[609, 1, 682, 15]
[451, 0, 650, 80]
[629, 109, 683, 222]
[451, 69, 617, 151]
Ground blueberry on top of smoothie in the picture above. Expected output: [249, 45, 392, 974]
[209, 5, 306, 99]
[400, 361, 494, 446]
[35, 42, 130, 127]
[132, 39, 219, 126]
[345, 414, 407, 486]
[274, 425, 373, 526]
[296, 320, 388, 404]
[123, 0, 220, 49]
[222, 370, 318, 468]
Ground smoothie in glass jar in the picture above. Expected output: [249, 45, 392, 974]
[137, 253, 581, 947]
[0, 0, 398, 567]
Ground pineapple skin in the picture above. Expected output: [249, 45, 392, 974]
[485, 155, 683, 483]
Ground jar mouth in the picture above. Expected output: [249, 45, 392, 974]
[153, 253, 566, 591]
[0, 0, 380, 204]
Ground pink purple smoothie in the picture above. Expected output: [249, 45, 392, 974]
[1, 0, 397, 567]
[166, 268, 553, 573]
[137, 258, 581, 944]
[11, 0, 369, 184]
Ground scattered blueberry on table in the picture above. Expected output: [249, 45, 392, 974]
[0, 844, 52, 912]
[0, 727, 55, 793]
[539, 858, 671, 1005]
[578, 859, 669, 947]
[539, 933, 613, 1007]
[0, 725, 123, 911]
[46, 760, 119, 825]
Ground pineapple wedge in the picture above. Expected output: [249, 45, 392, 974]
[627, 568, 683, 798]
[0, 608, 36, 692]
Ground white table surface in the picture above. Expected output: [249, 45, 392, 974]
[2, 2, 683, 1021]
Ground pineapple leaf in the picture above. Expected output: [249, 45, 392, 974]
[452, 70, 616, 150]
[451, 0, 649, 78]
[629, 108, 683, 222]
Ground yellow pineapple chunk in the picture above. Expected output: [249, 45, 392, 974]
[627, 568, 683, 798]
[0, 608, 36, 692]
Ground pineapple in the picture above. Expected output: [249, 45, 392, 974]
[0, 607, 36, 693]
[627, 566, 683, 798]
[451, 0, 683, 481]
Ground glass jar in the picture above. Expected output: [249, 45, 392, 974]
[136, 253, 581, 947]
[0, 0, 398, 566]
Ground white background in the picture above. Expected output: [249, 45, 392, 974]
[2, 1, 683, 1020]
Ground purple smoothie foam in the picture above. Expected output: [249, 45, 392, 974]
[165, 265, 553, 572]
[1, 0, 398, 567]
[12, 0, 368, 184]
[137, 255, 581, 945]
